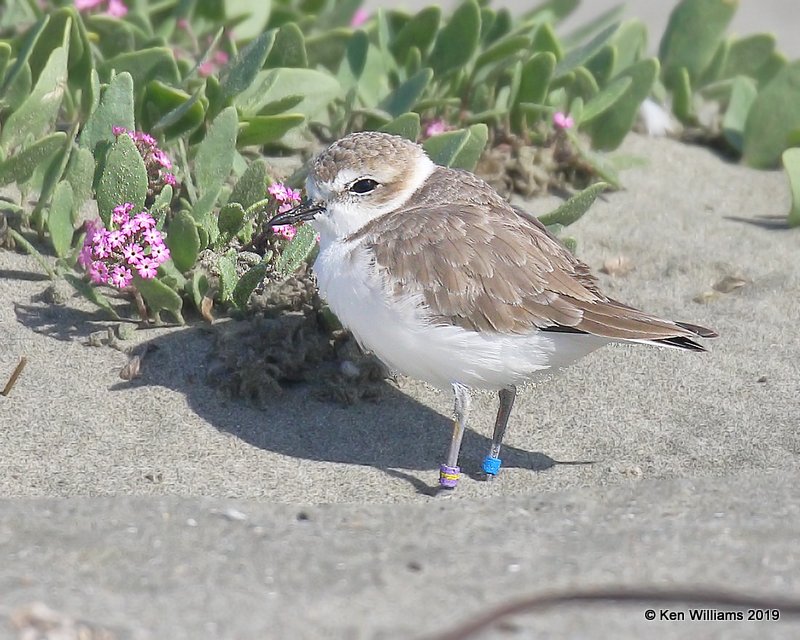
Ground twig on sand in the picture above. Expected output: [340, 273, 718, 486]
[1, 357, 27, 397]
[424, 587, 800, 639]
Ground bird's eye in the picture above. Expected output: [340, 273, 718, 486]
[350, 178, 379, 194]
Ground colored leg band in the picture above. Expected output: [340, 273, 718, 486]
[439, 464, 460, 488]
[482, 455, 502, 475]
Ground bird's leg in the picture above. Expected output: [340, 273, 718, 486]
[483, 386, 517, 479]
[440, 383, 472, 489]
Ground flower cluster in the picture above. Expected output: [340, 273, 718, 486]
[173, 20, 234, 78]
[553, 112, 575, 130]
[423, 119, 451, 138]
[112, 127, 177, 199]
[78, 204, 171, 289]
[199, 50, 230, 77]
[268, 182, 302, 241]
[75, 0, 128, 18]
[350, 8, 370, 27]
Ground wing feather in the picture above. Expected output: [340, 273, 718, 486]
[347, 167, 713, 343]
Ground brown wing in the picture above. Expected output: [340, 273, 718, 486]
[350, 170, 715, 343]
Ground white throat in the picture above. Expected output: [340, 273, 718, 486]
[307, 154, 436, 247]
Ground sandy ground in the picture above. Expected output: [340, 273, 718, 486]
[2, 1, 800, 638]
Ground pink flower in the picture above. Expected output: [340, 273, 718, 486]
[91, 230, 111, 258]
[152, 149, 172, 169]
[115, 202, 134, 214]
[75, 0, 103, 10]
[198, 50, 230, 77]
[121, 218, 138, 235]
[80, 208, 172, 289]
[553, 111, 575, 130]
[149, 243, 170, 264]
[273, 224, 297, 241]
[112, 202, 133, 225]
[133, 212, 156, 230]
[113, 130, 174, 195]
[131, 131, 156, 146]
[75, 0, 127, 17]
[268, 183, 303, 240]
[94, 243, 111, 259]
[107, 0, 127, 16]
[107, 229, 126, 248]
[122, 243, 144, 265]
[350, 8, 369, 27]
[136, 257, 159, 279]
[268, 183, 290, 201]
[424, 119, 450, 137]
[78, 244, 93, 268]
[79, 205, 178, 290]
[268, 182, 301, 203]
[91, 233, 108, 256]
[109, 265, 133, 288]
[142, 228, 163, 246]
[89, 261, 109, 284]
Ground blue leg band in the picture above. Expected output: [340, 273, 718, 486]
[482, 455, 502, 475]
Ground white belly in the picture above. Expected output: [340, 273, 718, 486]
[312, 240, 608, 391]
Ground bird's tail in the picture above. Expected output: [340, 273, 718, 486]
[647, 321, 718, 352]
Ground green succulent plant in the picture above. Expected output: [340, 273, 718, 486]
[654, 0, 800, 227]
[658, 0, 798, 169]
[0, 0, 633, 323]
[2, 0, 795, 325]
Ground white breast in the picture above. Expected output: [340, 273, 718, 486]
[312, 238, 609, 391]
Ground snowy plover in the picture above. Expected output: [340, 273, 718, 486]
[269, 131, 717, 489]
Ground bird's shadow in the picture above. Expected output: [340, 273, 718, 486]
[16, 298, 564, 494]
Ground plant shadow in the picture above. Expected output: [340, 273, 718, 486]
[14, 296, 135, 342]
[0, 268, 52, 282]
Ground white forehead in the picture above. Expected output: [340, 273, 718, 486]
[305, 173, 330, 202]
[307, 166, 379, 200]
[331, 167, 368, 191]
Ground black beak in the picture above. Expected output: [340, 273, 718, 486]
[267, 199, 325, 227]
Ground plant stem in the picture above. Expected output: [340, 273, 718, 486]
[243, 197, 273, 222]
[132, 288, 149, 324]
[175, 139, 197, 203]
